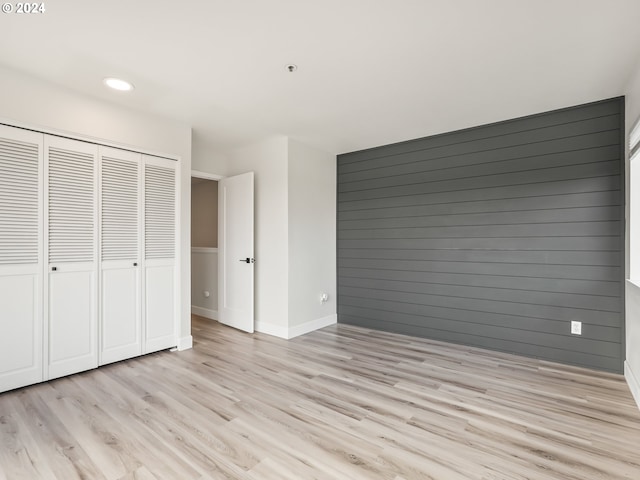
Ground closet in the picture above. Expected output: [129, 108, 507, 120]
[0, 124, 178, 393]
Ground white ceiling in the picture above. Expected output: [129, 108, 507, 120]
[1, 0, 640, 155]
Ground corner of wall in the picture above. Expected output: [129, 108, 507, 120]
[625, 61, 640, 409]
[286, 139, 337, 333]
[257, 314, 337, 340]
[255, 320, 288, 339]
[625, 361, 640, 409]
[287, 314, 337, 339]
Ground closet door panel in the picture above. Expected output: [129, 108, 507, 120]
[46, 136, 98, 380]
[0, 275, 39, 389]
[101, 265, 139, 363]
[48, 267, 96, 379]
[0, 126, 43, 393]
[143, 156, 177, 353]
[100, 147, 141, 365]
[145, 263, 175, 352]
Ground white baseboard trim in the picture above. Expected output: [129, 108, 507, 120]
[192, 306, 218, 320]
[625, 361, 640, 410]
[287, 314, 337, 339]
[255, 321, 288, 339]
[256, 314, 337, 340]
[191, 247, 218, 254]
[177, 335, 193, 351]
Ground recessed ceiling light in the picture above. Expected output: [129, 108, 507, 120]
[103, 77, 134, 92]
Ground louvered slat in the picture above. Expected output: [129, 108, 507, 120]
[102, 156, 138, 261]
[0, 137, 39, 265]
[48, 147, 94, 263]
[145, 165, 175, 259]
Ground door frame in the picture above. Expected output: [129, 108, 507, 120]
[191, 171, 224, 182]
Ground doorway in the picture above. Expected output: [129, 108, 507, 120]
[190, 169, 255, 335]
[190, 172, 222, 322]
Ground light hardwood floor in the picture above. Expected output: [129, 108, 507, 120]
[1, 315, 639, 479]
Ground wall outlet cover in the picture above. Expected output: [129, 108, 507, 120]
[571, 321, 582, 335]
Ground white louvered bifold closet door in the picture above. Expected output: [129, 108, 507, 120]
[46, 136, 99, 380]
[0, 125, 44, 392]
[99, 147, 142, 365]
[143, 155, 177, 353]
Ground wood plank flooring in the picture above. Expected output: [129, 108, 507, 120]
[1, 314, 640, 479]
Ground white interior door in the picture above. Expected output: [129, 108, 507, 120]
[46, 136, 98, 380]
[218, 172, 254, 333]
[0, 125, 43, 393]
[99, 147, 142, 365]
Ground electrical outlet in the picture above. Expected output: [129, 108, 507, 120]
[320, 293, 329, 304]
[571, 321, 582, 335]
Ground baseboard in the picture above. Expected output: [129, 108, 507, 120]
[287, 314, 337, 339]
[191, 247, 218, 254]
[177, 335, 193, 351]
[255, 321, 288, 339]
[256, 314, 337, 339]
[625, 361, 640, 410]
[192, 306, 218, 320]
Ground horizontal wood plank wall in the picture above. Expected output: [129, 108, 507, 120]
[337, 98, 625, 372]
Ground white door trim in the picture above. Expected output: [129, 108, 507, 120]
[191, 170, 224, 181]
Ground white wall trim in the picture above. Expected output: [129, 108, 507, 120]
[176, 335, 193, 351]
[625, 360, 640, 410]
[191, 169, 224, 181]
[192, 306, 218, 320]
[287, 314, 337, 339]
[255, 321, 288, 339]
[627, 278, 640, 290]
[256, 314, 337, 340]
[191, 247, 218, 254]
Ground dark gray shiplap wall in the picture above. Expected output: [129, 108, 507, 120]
[337, 98, 625, 372]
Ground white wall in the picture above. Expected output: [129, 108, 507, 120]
[191, 250, 218, 319]
[288, 139, 337, 335]
[0, 65, 193, 348]
[226, 136, 290, 336]
[192, 130, 230, 176]
[625, 59, 640, 408]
